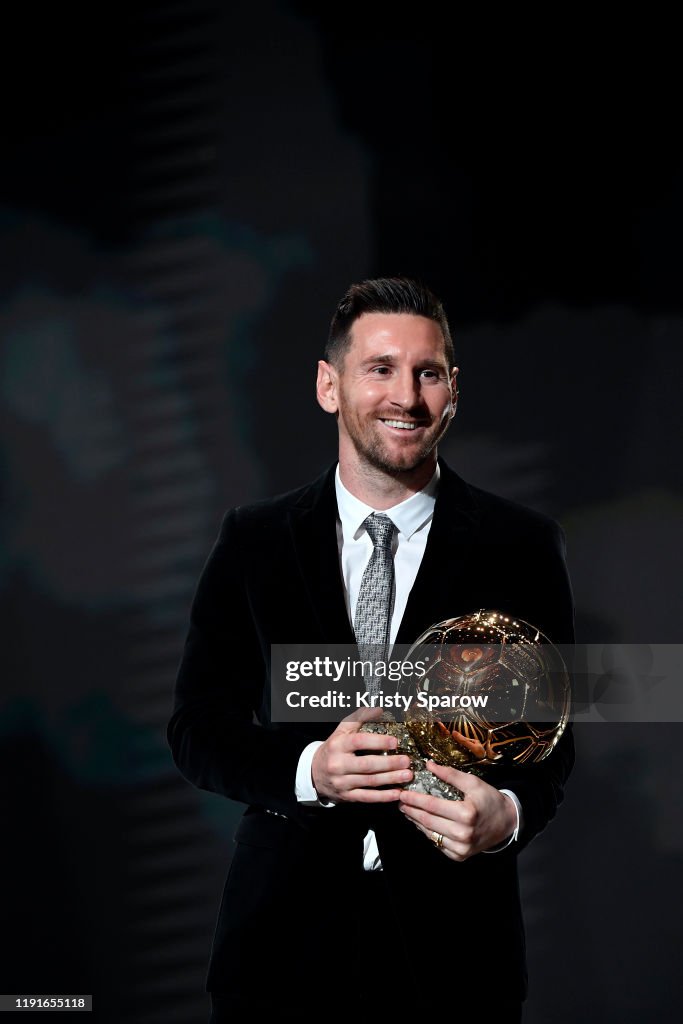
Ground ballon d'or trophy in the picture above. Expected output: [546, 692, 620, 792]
[359, 609, 571, 800]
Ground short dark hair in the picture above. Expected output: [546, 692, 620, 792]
[325, 276, 455, 370]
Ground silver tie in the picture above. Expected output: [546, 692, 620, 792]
[353, 513, 396, 694]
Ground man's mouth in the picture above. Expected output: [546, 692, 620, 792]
[380, 418, 423, 431]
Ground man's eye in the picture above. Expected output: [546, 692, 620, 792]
[371, 366, 391, 374]
[420, 369, 438, 379]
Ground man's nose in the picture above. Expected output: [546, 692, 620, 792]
[389, 370, 421, 408]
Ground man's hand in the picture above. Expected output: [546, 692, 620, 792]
[311, 707, 413, 804]
[398, 760, 517, 860]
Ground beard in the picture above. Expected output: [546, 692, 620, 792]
[338, 398, 452, 477]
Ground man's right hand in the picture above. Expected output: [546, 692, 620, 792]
[310, 707, 413, 804]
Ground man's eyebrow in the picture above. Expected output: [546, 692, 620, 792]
[359, 353, 396, 366]
[360, 354, 448, 371]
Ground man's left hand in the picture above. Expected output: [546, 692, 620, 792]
[398, 760, 517, 861]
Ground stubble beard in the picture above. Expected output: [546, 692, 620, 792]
[342, 408, 451, 477]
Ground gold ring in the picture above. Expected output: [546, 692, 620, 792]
[431, 831, 444, 849]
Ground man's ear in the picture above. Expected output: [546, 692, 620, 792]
[449, 366, 460, 418]
[316, 360, 339, 414]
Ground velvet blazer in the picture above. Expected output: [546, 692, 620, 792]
[168, 457, 575, 1003]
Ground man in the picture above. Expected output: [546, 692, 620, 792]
[168, 277, 575, 1021]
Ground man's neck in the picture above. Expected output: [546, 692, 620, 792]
[337, 454, 438, 510]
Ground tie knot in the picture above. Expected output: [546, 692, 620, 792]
[363, 512, 395, 549]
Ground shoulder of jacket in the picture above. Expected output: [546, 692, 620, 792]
[467, 482, 564, 541]
[218, 466, 333, 532]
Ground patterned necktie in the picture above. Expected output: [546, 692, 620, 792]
[353, 513, 396, 694]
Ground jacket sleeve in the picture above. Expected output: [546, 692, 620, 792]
[166, 508, 309, 817]
[488, 520, 576, 853]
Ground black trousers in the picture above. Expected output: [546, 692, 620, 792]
[208, 869, 523, 1022]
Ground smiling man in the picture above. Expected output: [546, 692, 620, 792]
[318, 307, 458, 488]
[168, 277, 575, 1022]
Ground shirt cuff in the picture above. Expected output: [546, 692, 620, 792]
[295, 740, 336, 807]
[482, 789, 523, 853]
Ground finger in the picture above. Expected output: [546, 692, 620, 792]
[341, 769, 413, 790]
[347, 732, 399, 753]
[407, 820, 471, 861]
[398, 803, 453, 836]
[398, 787, 473, 825]
[402, 807, 473, 846]
[425, 759, 477, 790]
[346, 753, 411, 774]
[441, 840, 470, 862]
[398, 789, 460, 817]
[345, 786, 405, 803]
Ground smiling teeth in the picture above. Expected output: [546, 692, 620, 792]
[383, 419, 417, 430]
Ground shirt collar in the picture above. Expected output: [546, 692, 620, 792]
[335, 463, 439, 541]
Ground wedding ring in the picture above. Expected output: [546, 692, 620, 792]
[431, 831, 444, 849]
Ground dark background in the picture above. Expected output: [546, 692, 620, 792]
[1, 3, 681, 1022]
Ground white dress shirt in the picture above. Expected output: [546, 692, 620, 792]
[295, 463, 521, 866]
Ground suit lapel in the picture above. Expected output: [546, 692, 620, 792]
[395, 458, 481, 646]
[287, 464, 356, 644]
[287, 458, 482, 647]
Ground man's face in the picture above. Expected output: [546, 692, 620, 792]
[325, 312, 458, 475]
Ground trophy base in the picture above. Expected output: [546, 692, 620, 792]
[359, 717, 466, 801]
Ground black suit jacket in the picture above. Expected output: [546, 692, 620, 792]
[168, 458, 575, 1005]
